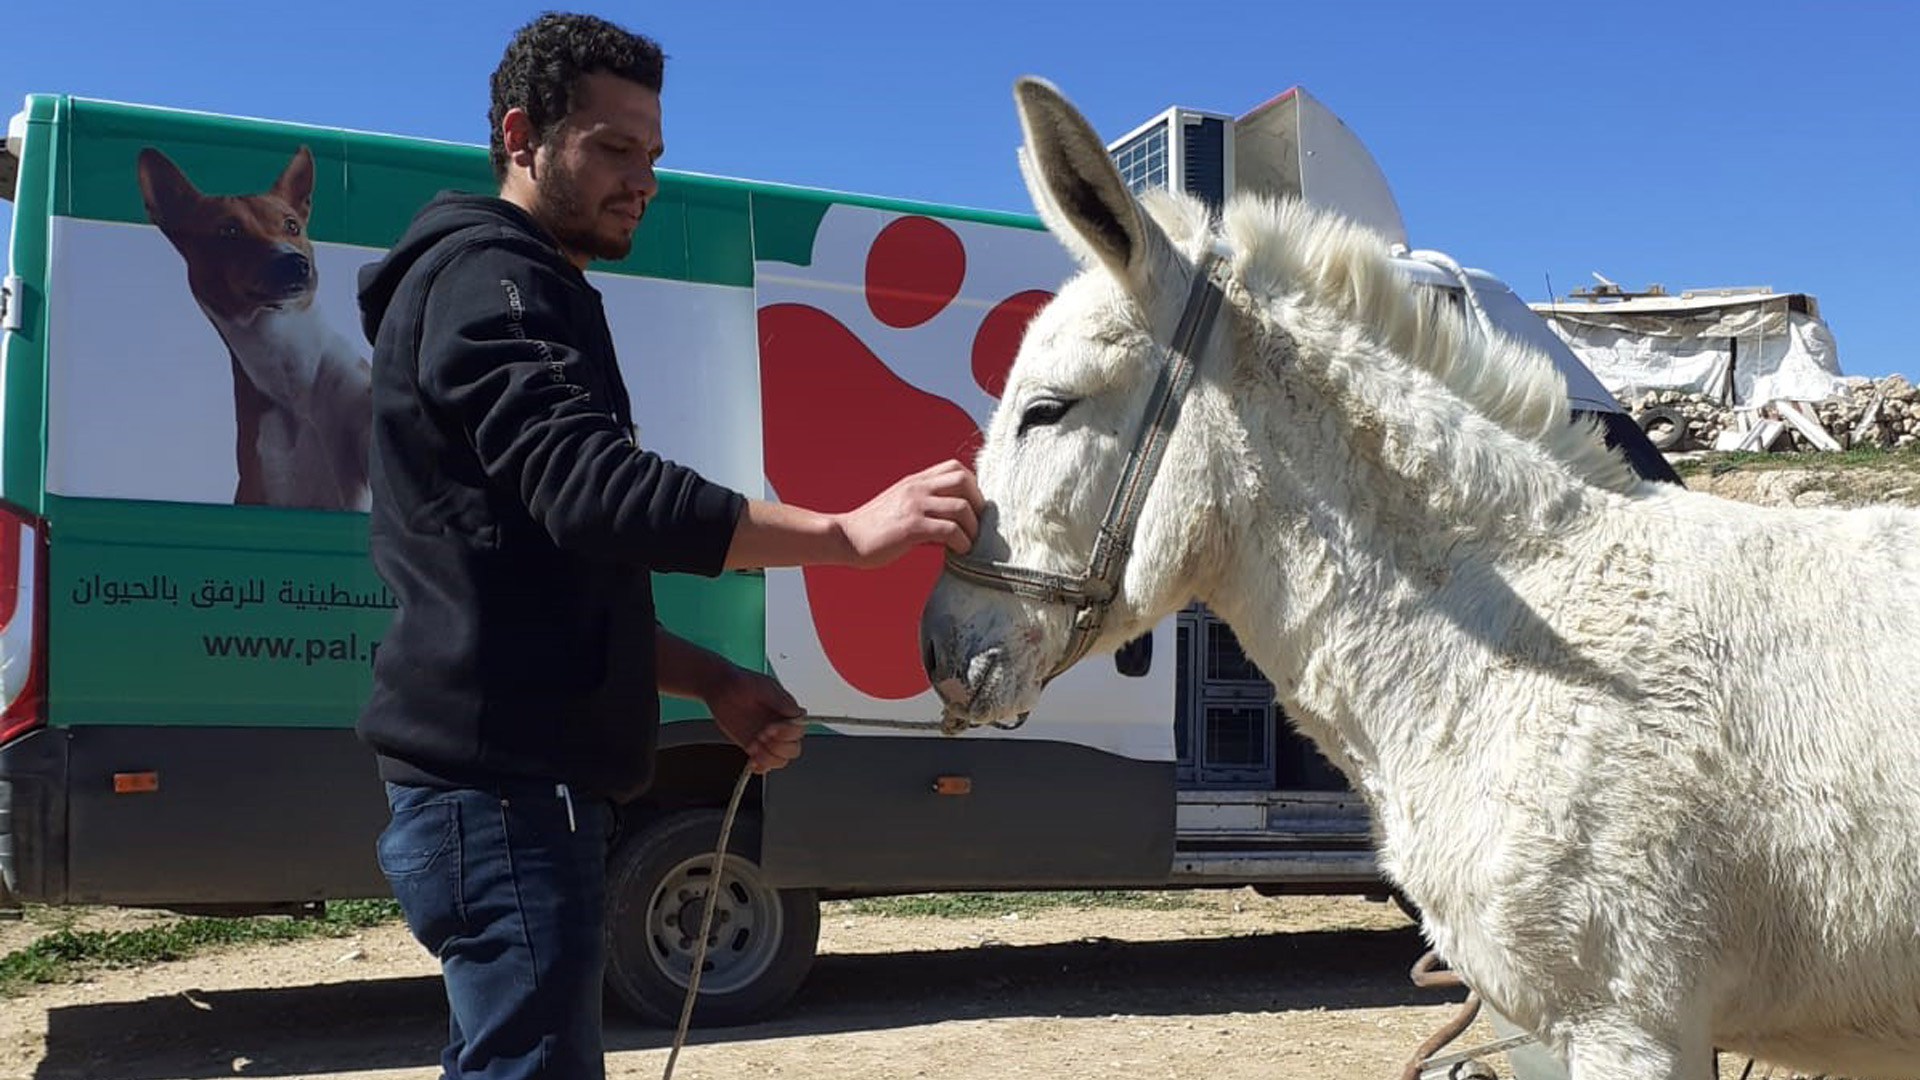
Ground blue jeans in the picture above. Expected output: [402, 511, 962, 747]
[377, 780, 616, 1080]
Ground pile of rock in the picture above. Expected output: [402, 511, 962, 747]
[1625, 375, 1919, 453]
[1816, 376, 1920, 450]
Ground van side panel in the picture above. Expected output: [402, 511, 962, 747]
[62, 726, 390, 905]
[40, 100, 765, 731]
[50, 500, 385, 726]
[747, 191, 1179, 761]
[1, 99, 767, 905]
[764, 737, 1176, 891]
[746, 190, 1179, 886]
[8, 96, 1199, 906]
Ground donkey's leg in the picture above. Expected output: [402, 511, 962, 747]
[1562, 1018, 1713, 1080]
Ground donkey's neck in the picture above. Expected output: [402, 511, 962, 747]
[1197, 347, 1615, 797]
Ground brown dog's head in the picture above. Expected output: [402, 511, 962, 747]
[136, 146, 318, 321]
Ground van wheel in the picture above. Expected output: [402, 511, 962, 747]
[604, 808, 819, 1027]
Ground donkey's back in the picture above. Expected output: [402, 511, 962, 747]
[1532, 486, 1920, 1074]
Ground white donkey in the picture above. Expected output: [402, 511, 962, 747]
[921, 78, 1920, 1080]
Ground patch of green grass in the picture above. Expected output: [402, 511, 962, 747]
[1674, 445, 1920, 478]
[828, 890, 1203, 919]
[0, 899, 400, 994]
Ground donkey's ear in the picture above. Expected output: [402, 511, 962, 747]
[1014, 77, 1172, 302]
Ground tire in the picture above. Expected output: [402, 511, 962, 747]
[604, 808, 820, 1028]
[1636, 404, 1687, 451]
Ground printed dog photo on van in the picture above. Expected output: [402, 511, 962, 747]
[136, 145, 372, 512]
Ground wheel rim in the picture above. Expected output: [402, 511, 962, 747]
[641, 851, 786, 995]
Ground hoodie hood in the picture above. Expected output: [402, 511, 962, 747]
[356, 192, 558, 345]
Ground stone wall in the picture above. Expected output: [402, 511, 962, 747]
[1625, 375, 1919, 453]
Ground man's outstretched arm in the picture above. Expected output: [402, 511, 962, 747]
[720, 459, 984, 570]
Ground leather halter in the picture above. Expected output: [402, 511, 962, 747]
[943, 249, 1230, 687]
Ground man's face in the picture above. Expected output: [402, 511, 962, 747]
[529, 71, 663, 266]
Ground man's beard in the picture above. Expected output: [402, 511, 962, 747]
[537, 157, 636, 262]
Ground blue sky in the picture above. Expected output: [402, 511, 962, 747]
[6, 0, 1916, 379]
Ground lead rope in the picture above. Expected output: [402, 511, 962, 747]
[660, 714, 951, 1080]
[659, 764, 750, 1080]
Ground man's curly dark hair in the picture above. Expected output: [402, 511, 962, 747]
[488, 12, 666, 182]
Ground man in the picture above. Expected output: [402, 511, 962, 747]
[354, 13, 983, 1079]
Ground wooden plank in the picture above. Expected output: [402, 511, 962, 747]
[1737, 417, 1786, 452]
[1715, 410, 1757, 451]
[1759, 418, 1788, 450]
[1776, 400, 1843, 452]
[1851, 390, 1886, 446]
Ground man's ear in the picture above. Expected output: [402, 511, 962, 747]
[500, 107, 541, 175]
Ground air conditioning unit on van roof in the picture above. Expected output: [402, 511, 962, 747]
[1106, 87, 1409, 248]
[1108, 105, 1235, 214]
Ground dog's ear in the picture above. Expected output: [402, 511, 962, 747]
[273, 146, 315, 221]
[135, 147, 202, 229]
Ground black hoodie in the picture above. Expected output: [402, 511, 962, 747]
[355, 192, 744, 802]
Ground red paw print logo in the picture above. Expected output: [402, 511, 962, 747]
[759, 214, 1054, 700]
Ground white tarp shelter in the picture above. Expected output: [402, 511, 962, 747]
[1529, 288, 1846, 406]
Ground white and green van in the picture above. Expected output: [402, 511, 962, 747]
[0, 93, 1675, 1024]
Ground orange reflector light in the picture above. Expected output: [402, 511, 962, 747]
[931, 775, 972, 796]
[113, 772, 159, 794]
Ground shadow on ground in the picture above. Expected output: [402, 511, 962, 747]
[27, 924, 1453, 1078]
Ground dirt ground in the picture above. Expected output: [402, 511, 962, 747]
[1, 891, 1812, 1080]
[1, 892, 1534, 1080]
[1677, 452, 1920, 509]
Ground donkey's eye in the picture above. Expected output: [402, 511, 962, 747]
[1017, 396, 1076, 437]
[284, 217, 301, 237]
[217, 221, 241, 239]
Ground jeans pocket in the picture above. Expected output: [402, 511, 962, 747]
[377, 799, 458, 877]
[377, 796, 464, 953]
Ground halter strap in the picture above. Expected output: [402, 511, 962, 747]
[944, 249, 1230, 685]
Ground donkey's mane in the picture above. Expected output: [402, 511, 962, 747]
[1136, 189, 1644, 496]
